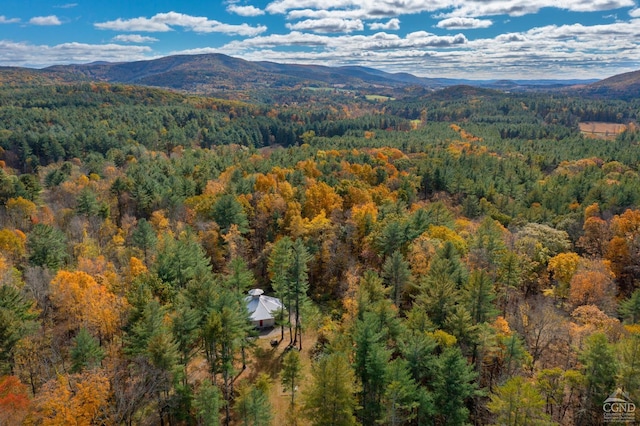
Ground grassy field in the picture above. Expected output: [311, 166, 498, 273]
[365, 94, 395, 101]
[579, 121, 627, 140]
[238, 328, 318, 425]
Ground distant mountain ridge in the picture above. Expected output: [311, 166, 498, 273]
[2, 53, 637, 99]
[572, 69, 640, 100]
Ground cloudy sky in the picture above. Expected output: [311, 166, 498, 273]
[1, 0, 639, 79]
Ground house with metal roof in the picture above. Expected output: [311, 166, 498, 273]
[245, 289, 285, 329]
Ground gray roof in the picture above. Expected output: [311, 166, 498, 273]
[245, 289, 284, 321]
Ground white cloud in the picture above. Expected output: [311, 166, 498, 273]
[0, 16, 20, 24]
[368, 18, 400, 30]
[219, 30, 467, 53]
[286, 18, 364, 33]
[629, 8, 640, 17]
[0, 40, 152, 68]
[96, 17, 172, 32]
[286, 9, 365, 20]
[113, 34, 159, 43]
[227, 5, 265, 16]
[29, 15, 62, 26]
[200, 16, 640, 80]
[267, 0, 450, 19]
[54, 3, 78, 8]
[439, 0, 635, 18]
[265, 0, 636, 22]
[436, 17, 493, 29]
[95, 11, 267, 36]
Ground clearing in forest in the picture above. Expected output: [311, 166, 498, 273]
[579, 121, 627, 140]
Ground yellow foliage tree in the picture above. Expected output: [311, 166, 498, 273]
[548, 252, 581, 299]
[49, 270, 126, 340]
[427, 225, 468, 254]
[0, 228, 26, 262]
[407, 233, 437, 277]
[350, 202, 378, 240]
[303, 180, 343, 218]
[548, 252, 581, 284]
[30, 371, 110, 426]
[610, 208, 640, 237]
[6, 197, 37, 229]
[127, 256, 148, 283]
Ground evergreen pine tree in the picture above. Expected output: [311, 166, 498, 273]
[70, 327, 104, 373]
[303, 352, 357, 426]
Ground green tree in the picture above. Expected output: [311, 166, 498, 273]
[202, 289, 251, 425]
[415, 270, 460, 329]
[281, 349, 302, 413]
[194, 379, 223, 426]
[469, 217, 507, 274]
[235, 374, 272, 426]
[375, 219, 410, 257]
[221, 257, 255, 370]
[223, 257, 255, 296]
[76, 188, 100, 217]
[0, 285, 38, 374]
[70, 327, 104, 373]
[579, 332, 618, 425]
[290, 239, 311, 350]
[303, 352, 358, 426]
[381, 358, 420, 426]
[172, 293, 201, 386]
[487, 376, 555, 426]
[398, 327, 437, 385]
[269, 237, 293, 342]
[619, 288, 640, 324]
[131, 218, 157, 264]
[125, 299, 179, 371]
[496, 333, 531, 382]
[414, 242, 467, 327]
[497, 250, 522, 312]
[155, 232, 212, 294]
[353, 311, 390, 425]
[212, 194, 249, 234]
[382, 250, 411, 307]
[432, 346, 478, 426]
[27, 224, 67, 270]
[617, 332, 640, 406]
[124, 299, 179, 425]
[536, 368, 565, 424]
[464, 270, 498, 325]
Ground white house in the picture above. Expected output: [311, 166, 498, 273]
[245, 289, 285, 329]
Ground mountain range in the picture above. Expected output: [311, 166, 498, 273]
[1, 53, 639, 100]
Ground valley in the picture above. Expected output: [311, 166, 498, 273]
[0, 55, 639, 425]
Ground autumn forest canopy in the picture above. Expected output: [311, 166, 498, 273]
[1, 79, 640, 425]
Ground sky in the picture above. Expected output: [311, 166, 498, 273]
[0, 0, 639, 80]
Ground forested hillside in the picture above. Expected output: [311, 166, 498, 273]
[1, 81, 640, 425]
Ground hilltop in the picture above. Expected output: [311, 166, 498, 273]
[1, 53, 615, 98]
[574, 69, 640, 100]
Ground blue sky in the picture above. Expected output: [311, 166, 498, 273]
[1, 0, 639, 79]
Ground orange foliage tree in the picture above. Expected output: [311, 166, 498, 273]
[30, 371, 110, 425]
[302, 180, 343, 218]
[49, 270, 126, 340]
[0, 375, 30, 425]
[607, 209, 640, 293]
[578, 203, 610, 257]
[568, 261, 617, 314]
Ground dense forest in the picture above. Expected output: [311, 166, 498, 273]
[1, 80, 640, 425]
